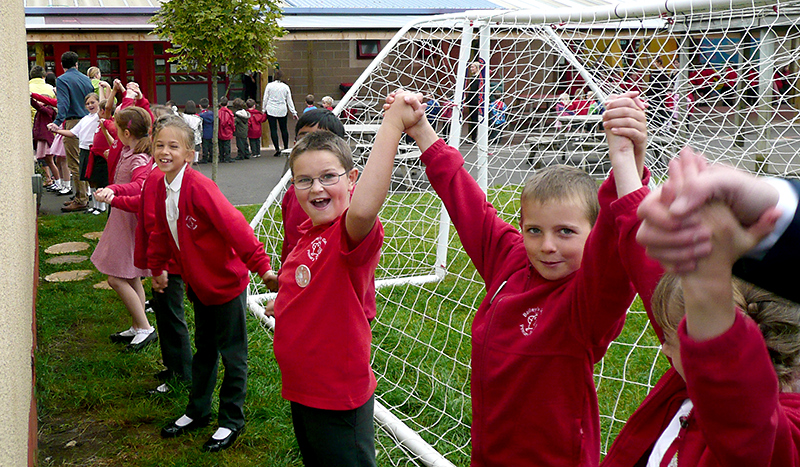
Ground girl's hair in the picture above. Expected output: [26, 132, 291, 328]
[114, 106, 152, 154]
[87, 66, 101, 79]
[184, 100, 197, 115]
[84, 92, 100, 104]
[152, 114, 195, 151]
[151, 104, 174, 119]
[653, 273, 800, 387]
[288, 130, 353, 175]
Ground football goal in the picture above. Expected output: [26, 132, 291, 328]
[248, 0, 800, 464]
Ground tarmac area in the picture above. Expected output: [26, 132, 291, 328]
[38, 147, 288, 216]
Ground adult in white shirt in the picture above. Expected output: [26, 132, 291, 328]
[261, 70, 298, 157]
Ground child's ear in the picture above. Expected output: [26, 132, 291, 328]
[347, 168, 359, 186]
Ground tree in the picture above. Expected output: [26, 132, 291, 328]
[151, 0, 284, 181]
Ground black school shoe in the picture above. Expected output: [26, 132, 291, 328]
[161, 415, 211, 438]
[202, 428, 241, 452]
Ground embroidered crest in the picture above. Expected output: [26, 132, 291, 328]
[519, 307, 542, 336]
[185, 215, 198, 230]
[307, 236, 327, 262]
[295, 264, 311, 287]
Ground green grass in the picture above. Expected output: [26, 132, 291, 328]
[38, 190, 671, 465]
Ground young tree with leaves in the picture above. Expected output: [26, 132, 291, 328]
[151, 0, 284, 180]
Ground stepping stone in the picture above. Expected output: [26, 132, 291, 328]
[44, 270, 93, 282]
[83, 232, 103, 240]
[45, 255, 88, 265]
[44, 242, 90, 255]
[93, 281, 112, 290]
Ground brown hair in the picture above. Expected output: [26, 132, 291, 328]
[653, 273, 800, 387]
[520, 165, 599, 225]
[114, 106, 152, 155]
[152, 114, 195, 151]
[84, 93, 100, 104]
[288, 131, 353, 175]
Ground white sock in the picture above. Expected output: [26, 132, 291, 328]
[129, 326, 154, 345]
[212, 427, 233, 440]
[175, 414, 194, 427]
[99, 202, 106, 212]
[64, 180, 71, 190]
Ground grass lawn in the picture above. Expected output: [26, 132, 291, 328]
[37, 198, 670, 466]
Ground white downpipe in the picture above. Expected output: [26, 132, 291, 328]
[374, 400, 457, 467]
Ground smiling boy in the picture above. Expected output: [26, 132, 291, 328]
[387, 90, 653, 466]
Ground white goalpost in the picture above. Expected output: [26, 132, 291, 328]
[248, 0, 800, 464]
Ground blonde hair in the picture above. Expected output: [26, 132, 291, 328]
[653, 274, 800, 387]
[87, 66, 101, 79]
[321, 96, 334, 108]
[152, 114, 195, 151]
[520, 165, 599, 226]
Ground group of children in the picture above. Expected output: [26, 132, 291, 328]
[38, 61, 800, 463]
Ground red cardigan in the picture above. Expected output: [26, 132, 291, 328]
[602, 313, 800, 467]
[247, 108, 267, 138]
[420, 138, 650, 466]
[218, 107, 235, 140]
[147, 165, 271, 305]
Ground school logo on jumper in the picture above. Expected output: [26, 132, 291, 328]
[295, 264, 311, 288]
[307, 236, 327, 262]
[185, 216, 198, 230]
[519, 307, 542, 336]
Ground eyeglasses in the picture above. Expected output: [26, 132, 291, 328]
[293, 172, 347, 190]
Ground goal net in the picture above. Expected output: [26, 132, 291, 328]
[248, 0, 800, 464]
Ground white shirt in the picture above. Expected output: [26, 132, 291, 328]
[181, 113, 203, 146]
[165, 163, 188, 250]
[647, 399, 693, 467]
[262, 80, 297, 117]
[747, 178, 799, 258]
[72, 112, 99, 150]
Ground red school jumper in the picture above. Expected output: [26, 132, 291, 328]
[421, 138, 651, 467]
[602, 312, 800, 467]
[247, 108, 267, 139]
[279, 184, 310, 265]
[273, 211, 384, 410]
[147, 165, 271, 305]
[218, 107, 235, 141]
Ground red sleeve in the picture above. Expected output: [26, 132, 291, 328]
[566, 173, 637, 356]
[609, 168, 667, 343]
[135, 97, 155, 124]
[108, 158, 152, 196]
[195, 176, 272, 276]
[146, 178, 172, 277]
[680, 313, 800, 466]
[31, 93, 58, 107]
[420, 139, 523, 287]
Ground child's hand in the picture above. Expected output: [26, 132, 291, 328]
[383, 89, 427, 134]
[94, 187, 114, 204]
[261, 270, 278, 292]
[263, 299, 275, 317]
[152, 271, 168, 293]
[113, 79, 124, 93]
[47, 123, 58, 133]
[603, 91, 648, 168]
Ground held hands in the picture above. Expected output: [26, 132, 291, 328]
[382, 89, 428, 135]
[602, 91, 648, 171]
[152, 271, 169, 293]
[261, 270, 278, 292]
[47, 122, 59, 133]
[637, 147, 781, 272]
[93, 187, 114, 204]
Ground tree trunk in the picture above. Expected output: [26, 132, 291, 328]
[211, 71, 219, 182]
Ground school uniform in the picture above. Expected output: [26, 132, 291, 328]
[279, 184, 310, 265]
[420, 138, 651, 466]
[148, 164, 271, 429]
[602, 312, 800, 467]
[246, 108, 267, 158]
[218, 107, 235, 163]
[273, 210, 383, 465]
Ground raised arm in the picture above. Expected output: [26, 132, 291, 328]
[346, 91, 426, 243]
[602, 91, 647, 197]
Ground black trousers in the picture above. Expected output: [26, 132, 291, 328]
[267, 115, 290, 152]
[185, 288, 248, 430]
[235, 136, 250, 159]
[249, 138, 262, 158]
[290, 394, 377, 467]
[201, 138, 213, 162]
[151, 274, 192, 382]
[218, 139, 232, 162]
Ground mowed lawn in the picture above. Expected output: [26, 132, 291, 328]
[36, 198, 669, 466]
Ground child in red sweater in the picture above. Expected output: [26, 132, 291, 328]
[245, 98, 266, 158]
[603, 198, 800, 467]
[147, 115, 276, 452]
[386, 90, 651, 466]
[272, 96, 422, 465]
[218, 96, 235, 163]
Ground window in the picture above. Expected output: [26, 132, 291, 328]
[357, 40, 381, 59]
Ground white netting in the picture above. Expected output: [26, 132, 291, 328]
[249, 0, 800, 464]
